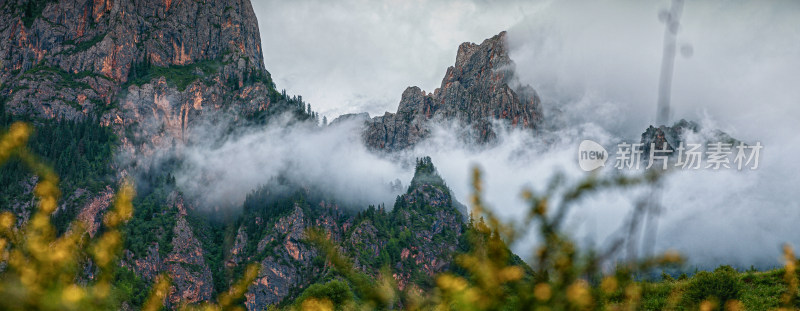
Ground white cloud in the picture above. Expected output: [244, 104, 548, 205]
[174, 116, 410, 209]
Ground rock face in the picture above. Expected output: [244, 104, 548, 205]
[73, 186, 115, 237]
[246, 205, 313, 307]
[119, 193, 214, 306]
[639, 119, 738, 160]
[243, 202, 347, 308]
[640, 119, 699, 158]
[364, 31, 543, 151]
[164, 217, 214, 306]
[329, 112, 370, 127]
[1, 0, 275, 147]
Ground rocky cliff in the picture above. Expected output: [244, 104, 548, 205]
[1, 0, 282, 305]
[364, 31, 543, 151]
[639, 119, 738, 161]
[1, 0, 277, 149]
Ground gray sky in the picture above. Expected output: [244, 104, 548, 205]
[251, 0, 545, 119]
[252, 0, 799, 139]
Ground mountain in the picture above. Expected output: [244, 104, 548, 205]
[229, 157, 470, 307]
[0, 1, 532, 309]
[0, 0, 314, 307]
[0, 0, 322, 151]
[639, 119, 739, 161]
[363, 31, 543, 151]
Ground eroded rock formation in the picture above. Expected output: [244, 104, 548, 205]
[364, 31, 543, 151]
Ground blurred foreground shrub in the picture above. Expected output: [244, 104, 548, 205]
[0, 122, 257, 311]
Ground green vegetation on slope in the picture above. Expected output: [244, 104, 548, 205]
[121, 181, 177, 260]
[126, 56, 224, 92]
[0, 98, 117, 234]
[0, 121, 261, 310]
[19, 0, 55, 28]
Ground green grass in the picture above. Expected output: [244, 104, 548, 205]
[20, 0, 56, 28]
[63, 34, 105, 52]
[739, 269, 789, 310]
[23, 64, 97, 90]
[634, 267, 798, 311]
[125, 59, 223, 91]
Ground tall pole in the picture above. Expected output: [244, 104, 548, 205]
[656, 0, 684, 126]
[640, 0, 686, 260]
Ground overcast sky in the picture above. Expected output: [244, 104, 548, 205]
[251, 0, 546, 119]
[252, 0, 799, 138]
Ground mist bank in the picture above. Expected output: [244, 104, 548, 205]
[155, 108, 797, 270]
[420, 118, 800, 270]
[170, 116, 410, 210]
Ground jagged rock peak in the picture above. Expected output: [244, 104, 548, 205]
[639, 119, 739, 160]
[364, 31, 543, 152]
[640, 119, 697, 149]
[330, 112, 370, 126]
